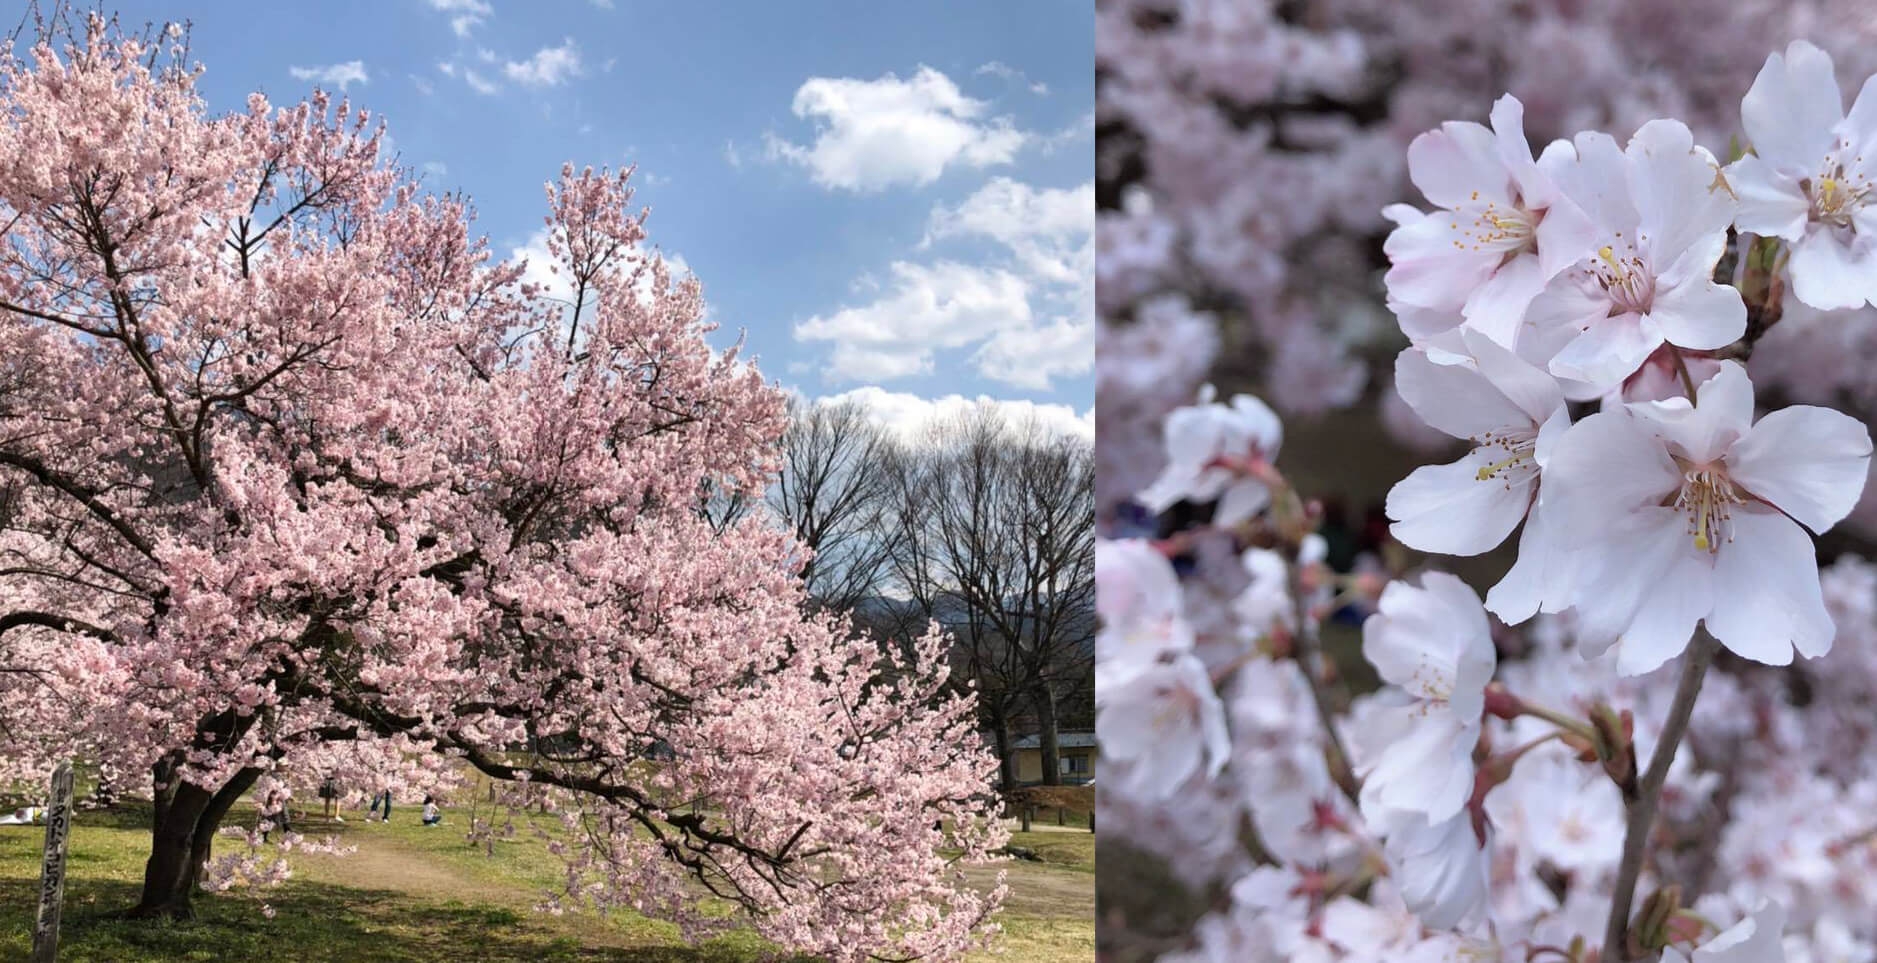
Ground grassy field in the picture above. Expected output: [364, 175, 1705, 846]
[0, 794, 1093, 963]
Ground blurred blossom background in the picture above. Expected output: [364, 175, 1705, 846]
[1096, 0, 1877, 957]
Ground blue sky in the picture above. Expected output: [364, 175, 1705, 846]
[96, 0, 1094, 437]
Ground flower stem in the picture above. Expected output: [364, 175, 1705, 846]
[1670, 346, 1698, 402]
[1519, 701, 1598, 743]
[1602, 631, 1718, 960]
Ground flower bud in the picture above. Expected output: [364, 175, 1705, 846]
[1627, 884, 1682, 957]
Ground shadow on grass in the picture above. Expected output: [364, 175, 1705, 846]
[0, 875, 813, 963]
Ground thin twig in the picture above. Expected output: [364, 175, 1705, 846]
[1602, 631, 1718, 959]
[1290, 560, 1360, 804]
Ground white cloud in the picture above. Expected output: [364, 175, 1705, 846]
[590, 0, 614, 7]
[792, 177, 1094, 390]
[462, 68, 500, 95]
[421, 160, 449, 178]
[436, 60, 457, 77]
[925, 177, 1094, 388]
[973, 317, 1094, 391]
[793, 261, 1032, 382]
[723, 139, 744, 168]
[925, 177, 1092, 282]
[425, 0, 492, 36]
[410, 74, 435, 96]
[974, 61, 1048, 96]
[816, 386, 1092, 443]
[288, 61, 369, 91]
[764, 65, 1027, 192]
[504, 40, 582, 88]
[1041, 110, 1095, 153]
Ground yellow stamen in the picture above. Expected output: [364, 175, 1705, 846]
[1476, 456, 1523, 481]
[1597, 245, 1624, 278]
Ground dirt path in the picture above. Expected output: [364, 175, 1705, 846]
[963, 861, 1094, 921]
[287, 824, 537, 909]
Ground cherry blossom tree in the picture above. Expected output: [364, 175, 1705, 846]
[0, 17, 1004, 960]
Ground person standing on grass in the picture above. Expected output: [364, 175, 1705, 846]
[319, 773, 343, 821]
[368, 785, 392, 822]
[422, 795, 442, 827]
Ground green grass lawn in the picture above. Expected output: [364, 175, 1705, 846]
[0, 793, 1092, 963]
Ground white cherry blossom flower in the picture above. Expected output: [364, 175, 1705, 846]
[1137, 385, 1284, 527]
[1386, 331, 1574, 621]
[1373, 806, 1492, 930]
[1665, 902, 1788, 963]
[1096, 651, 1231, 801]
[1096, 539, 1194, 686]
[1354, 572, 1497, 822]
[1544, 362, 1872, 674]
[1485, 749, 1624, 877]
[1728, 41, 1877, 310]
[1383, 95, 1597, 347]
[1524, 120, 1744, 393]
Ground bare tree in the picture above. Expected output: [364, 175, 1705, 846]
[715, 398, 1095, 789]
[885, 406, 1095, 788]
[768, 399, 899, 613]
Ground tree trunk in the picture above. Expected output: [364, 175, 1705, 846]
[1034, 685, 1062, 786]
[989, 711, 1019, 790]
[132, 767, 259, 919]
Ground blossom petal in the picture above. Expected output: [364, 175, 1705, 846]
[1647, 238, 1746, 352]
[1728, 404, 1873, 533]
[1487, 497, 1565, 624]
[1365, 582, 1462, 693]
[1385, 212, 1501, 312]
[1461, 252, 1545, 346]
[1393, 348, 1530, 439]
[1708, 508, 1831, 663]
[1357, 701, 1477, 823]
[1552, 131, 1637, 231]
[1789, 228, 1877, 310]
[1741, 40, 1844, 173]
[1626, 360, 1755, 465]
[1726, 153, 1810, 240]
[1463, 328, 1565, 426]
[1562, 509, 1703, 674]
[1409, 122, 1512, 209]
[1420, 571, 1496, 717]
[1387, 452, 1532, 556]
[1627, 119, 1735, 263]
[1213, 478, 1273, 528]
[1543, 410, 1681, 543]
[1548, 312, 1662, 392]
[1520, 274, 1609, 367]
[1613, 546, 1711, 677]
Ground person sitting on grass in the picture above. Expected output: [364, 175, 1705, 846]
[421, 795, 442, 827]
[260, 788, 291, 843]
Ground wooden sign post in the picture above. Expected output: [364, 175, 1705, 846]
[32, 761, 74, 963]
